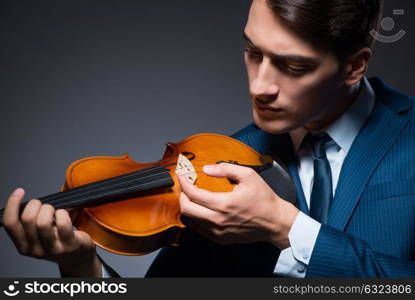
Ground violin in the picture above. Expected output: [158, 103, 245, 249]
[0, 133, 295, 255]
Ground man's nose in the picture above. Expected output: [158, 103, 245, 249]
[250, 59, 279, 102]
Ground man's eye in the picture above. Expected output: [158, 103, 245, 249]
[245, 48, 263, 61]
[282, 65, 311, 77]
[286, 66, 307, 76]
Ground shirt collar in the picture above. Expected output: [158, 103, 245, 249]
[290, 77, 375, 154]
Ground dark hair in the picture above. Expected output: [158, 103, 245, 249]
[266, 0, 384, 61]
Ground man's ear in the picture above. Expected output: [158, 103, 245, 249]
[343, 47, 372, 86]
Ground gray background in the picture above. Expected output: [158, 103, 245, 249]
[0, 0, 413, 277]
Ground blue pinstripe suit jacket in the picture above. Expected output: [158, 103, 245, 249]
[146, 77, 415, 277]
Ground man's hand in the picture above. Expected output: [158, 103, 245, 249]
[2, 188, 102, 277]
[178, 163, 299, 249]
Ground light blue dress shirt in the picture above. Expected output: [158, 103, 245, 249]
[273, 77, 376, 277]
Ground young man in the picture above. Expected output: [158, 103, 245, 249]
[3, 0, 415, 277]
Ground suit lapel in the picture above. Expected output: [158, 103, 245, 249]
[271, 134, 309, 214]
[286, 161, 309, 214]
[327, 98, 410, 230]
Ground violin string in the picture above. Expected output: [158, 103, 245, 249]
[44, 159, 231, 205]
[11, 159, 251, 211]
[0, 157, 266, 221]
[52, 177, 175, 209]
[40, 168, 208, 209]
[50, 169, 213, 210]
[39, 159, 229, 207]
[39, 167, 167, 205]
[41, 168, 172, 207]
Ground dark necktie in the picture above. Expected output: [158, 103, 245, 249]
[303, 132, 333, 224]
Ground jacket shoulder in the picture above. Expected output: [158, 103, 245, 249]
[229, 123, 267, 153]
[369, 77, 414, 116]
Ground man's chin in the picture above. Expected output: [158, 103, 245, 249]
[253, 113, 296, 134]
[254, 119, 292, 134]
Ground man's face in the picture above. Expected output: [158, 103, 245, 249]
[244, 0, 345, 134]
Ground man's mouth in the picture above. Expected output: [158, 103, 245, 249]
[254, 99, 282, 112]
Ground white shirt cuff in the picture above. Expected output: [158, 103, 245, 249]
[273, 211, 321, 277]
[289, 211, 321, 264]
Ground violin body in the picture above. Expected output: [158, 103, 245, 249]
[64, 133, 272, 255]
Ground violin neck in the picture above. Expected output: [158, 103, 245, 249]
[0, 166, 174, 227]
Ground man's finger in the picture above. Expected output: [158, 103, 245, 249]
[3, 188, 28, 251]
[202, 163, 254, 183]
[3, 188, 25, 228]
[55, 209, 75, 244]
[36, 204, 58, 251]
[20, 199, 44, 256]
[179, 191, 218, 224]
[73, 230, 94, 251]
[178, 175, 229, 211]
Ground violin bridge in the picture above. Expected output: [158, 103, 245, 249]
[175, 153, 197, 184]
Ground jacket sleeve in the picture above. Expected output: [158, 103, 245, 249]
[306, 224, 415, 277]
